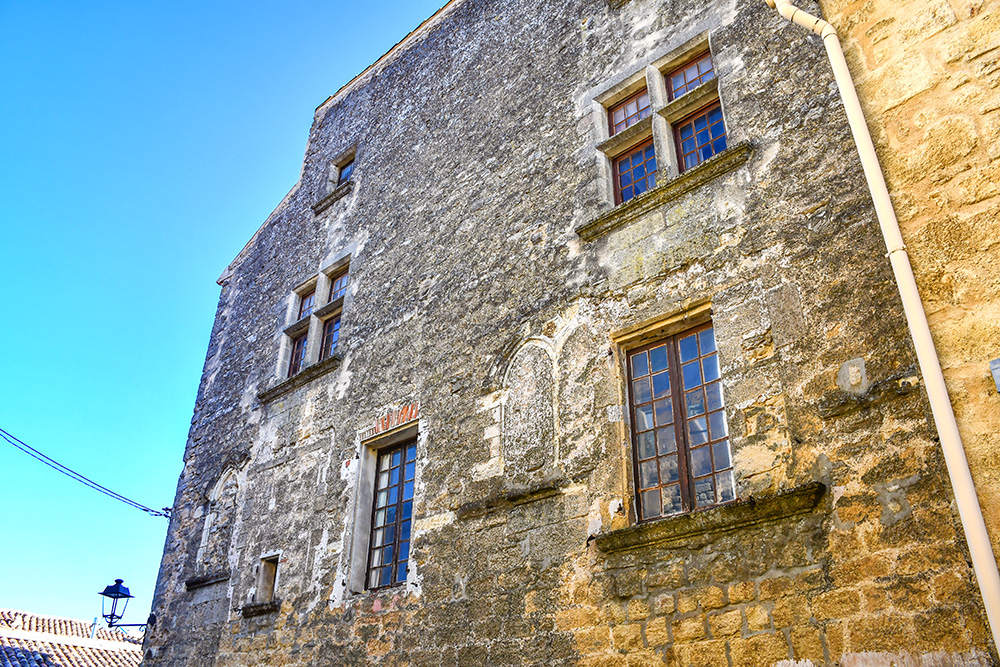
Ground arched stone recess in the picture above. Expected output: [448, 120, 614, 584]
[501, 338, 558, 485]
[196, 467, 241, 576]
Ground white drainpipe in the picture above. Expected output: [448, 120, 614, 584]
[764, 0, 1000, 652]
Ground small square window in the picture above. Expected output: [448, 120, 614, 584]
[367, 440, 417, 590]
[298, 290, 316, 320]
[288, 332, 308, 377]
[329, 270, 349, 302]
[666, 52, 715, 101]
[337, 160, 354, 186]
[628, 323, 734, 520]
[256, 555, 278, 603]
[675, 102, 727, 172]
[320, 316, 341, 361]
[608, 89, 651, 136]
[613, 139, 658, 204]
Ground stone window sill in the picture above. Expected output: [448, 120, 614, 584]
[184, 571, 230, 591]
[575, 141, 752, 242]
[597, 115, 654, 157]
[240, 600, 280, 618]
[657, 77, 719, 123]
[258, 352, 343, 403]
[593, 482, 825, 554]
[312, 181, 353, 214]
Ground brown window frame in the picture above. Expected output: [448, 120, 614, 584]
[674, 101, 728, 173]
[337, 160, 354, 186]
[665, 52, 715, 101]
[612, 138, 658, 205]
[288, 332, 308, 377]
[366, 439, 417, 590]
[328, 270, 349, 302]
[319, 315, 341, 361]
[626, 322, 734, 521]
[298, 290, 316, 320]
[608, 88, 652, 136]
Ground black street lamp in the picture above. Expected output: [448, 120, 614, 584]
[98, 579, 154, 630]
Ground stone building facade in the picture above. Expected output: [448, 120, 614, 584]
[144, 0, 998, 665]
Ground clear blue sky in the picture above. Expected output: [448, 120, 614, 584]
[0, 0, 444, 627]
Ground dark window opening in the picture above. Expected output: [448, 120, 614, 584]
[367, 440, 417, 590]
[608, 89, 651, 135]
[614, 139, 657, 204]
[676, 103, 727, 172]
[628, 323, 734, 521]
[667, 52, 715, 100]
[256, 556, 278, 603]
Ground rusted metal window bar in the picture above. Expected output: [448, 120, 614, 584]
[675, 102, 727, 172]
[608, 89, 651, 135]
[367, 440, 417, 589]
[614, 139, 658, 204]
[666, 52, 715, 100]
[627, 323, 734, 521]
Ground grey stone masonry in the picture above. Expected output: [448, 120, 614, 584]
[143, 0, 996, 665]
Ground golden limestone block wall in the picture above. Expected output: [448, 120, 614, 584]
[818, 0, 1000, 560]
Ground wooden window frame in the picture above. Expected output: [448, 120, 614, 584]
[674, 101, 727, 173]
[337, 160, 354, 186]
[288, 332, 308, 377]
[328, 269, 349, 302]
[319, 316, 341, 361]
[366, 439, 417, 590]
[612, 138, 658, 205]
[665, 52, 715, 101]
[626, 322, 734, 521]
[608, 88, 652, 136]
[297, 290, 316, 320]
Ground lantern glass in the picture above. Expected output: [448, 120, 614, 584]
[98, 579, 133, 625]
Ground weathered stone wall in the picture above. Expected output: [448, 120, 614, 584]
[143, 0, 997, 665]
[816, 0, 1000, 563]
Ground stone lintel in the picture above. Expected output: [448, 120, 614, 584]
[594, 482, 826, 554]
[576, 141, 752, 242]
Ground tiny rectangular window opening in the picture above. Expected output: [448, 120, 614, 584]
[288, 333, 308, 377]
[627, 323, 734, 521]
[367, 440, 417, 590]
[337, 160, 354, 186]
[257, 556, 278, 603]
[329, 270, 350, 302]
[298, 290, 316, 320]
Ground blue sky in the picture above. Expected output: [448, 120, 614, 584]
[0, 0, 444, 626]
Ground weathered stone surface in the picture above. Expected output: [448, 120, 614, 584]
[142, 0, 997, 665]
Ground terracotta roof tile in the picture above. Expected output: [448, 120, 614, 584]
[0, 611, 141, 667]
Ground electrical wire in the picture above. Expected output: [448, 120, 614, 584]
[0, 426, 170, 519]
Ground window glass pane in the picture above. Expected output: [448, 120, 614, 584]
[649, 346, 668, 373]
[694, 476, 716, 508]
[656, 427, 676, 454]
[633, 378, 651, 404]
[635, 404, 654, 431]
[633, 163, 646, 179]
[699, 328, 716, 354]
[398, 542, 409, 564]
[709, 410, 728, 440]
[705, 383, 724, 411]
[378, 471, 389, 488]
[640, 459, 659, 489]
[403, 481, 414, 501]
[685, 154, 698, 170]
[392, 450, 401, 466]
[662, 485, 682, 515]
[405, 461, 415, 481]
[694, 116, 708, 132]
[651, 371, 670, 398]
[371, 549, 382, 568]
[390, 468, 399, 486]
[641, 489, 660, 519]
[691, 446, 712, 477]
[380, 567, 392, 587]
[713, 136, 727, 153]
[689, 416, 708, 445]
[678, 335, 698, 363]
[653, 398, 673, 426]
[682, 361, 702, 390]
[388, 486, 398, 506]
[634, 180, 647, 196]
[718, 470, 735, 503]
[703, 355, 720, 383]
[380, 453, 391, 468]
[384, 545, 393, 564]
[401, 520, 411, 542]
[406, 444, 417, 461]
[701, 144, 713, 161]
[685, 389, 705, 417]
[402, 500, 412, 521]
[713, 440, 731, 471]
[660, 454, 679, 483]
[375, 509, 385, 527]
[368, 570, 379, 589]
[631, 352, 649, 377]
[377, 490, 387, 508]
[638, 431, 656, 459]
[396, 563, 408, 583]
[386, 505, 396, 525]
[373, 529, 383, 548]
[384, 527, 394, 544]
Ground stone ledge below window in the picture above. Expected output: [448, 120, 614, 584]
[312, 181, 353, 214]
[576, 141, 753, 242]
[240, 600, 280, 618]
[184, 571, 231, 591]
[257, 353, 343, 403]
[593, 481, 825, 554]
